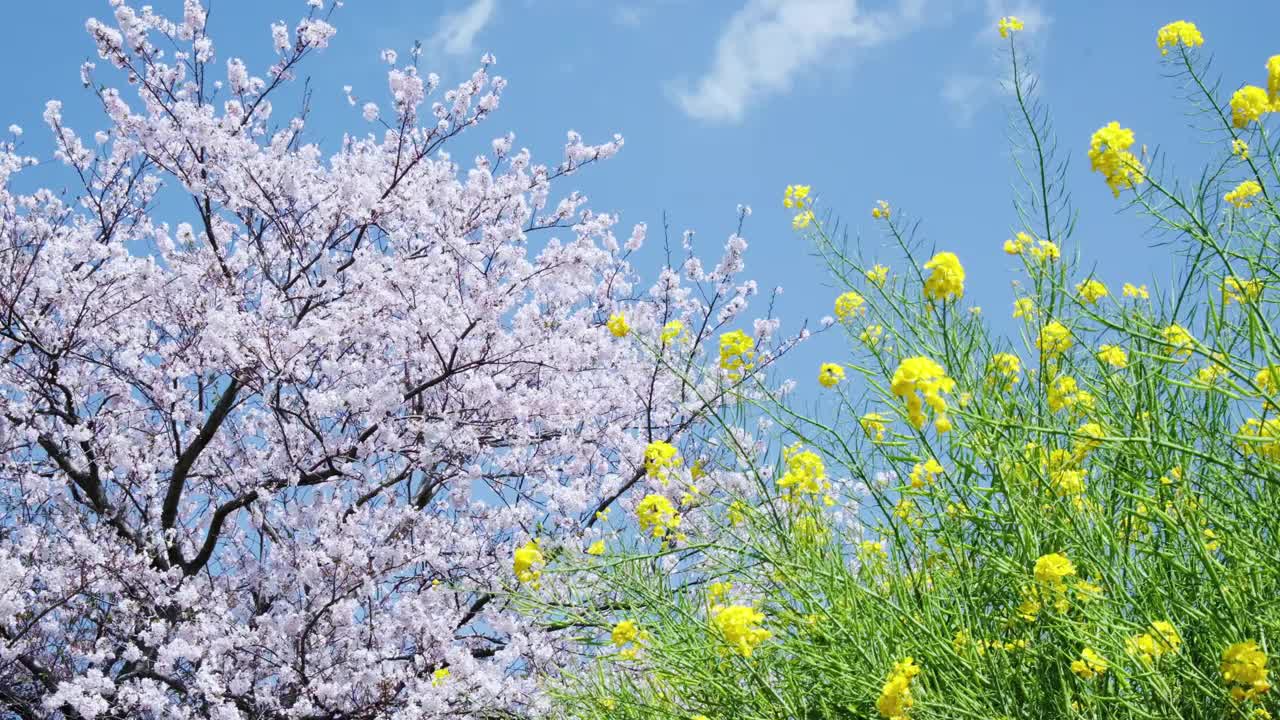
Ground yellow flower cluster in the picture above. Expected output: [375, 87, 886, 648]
[866, 264, 889, 287]
[776, 444, 831, 502]
[988, 352, 1022, 387]
[909, 458, 944, 489]
[1013, 297, 1036, 319]
[711, 604, 771, 657]
[1089, 122, 1146, 197]
[636, 494, 681, 538]
[610, 620, 649, 659]
[607, 312, 630, 337]
[1161, 323, 1195, 359]
[1033, 552, 1076, 586]
[922, 252, 965, 302]
[1048, 374, 1094, 414]
[1233, 138, 1251, 159]
[660, 319, 684, 343]
[785, 184, 815, 229]
[1225, 276, 1263, 305]
[1225, 180, 1264, 208]
[718, 329, 755, 379]
[1127, 621, 1182, 664]
[1097, 344, 1128, 369]
[514, 539, 545, 585]
[1037, 320, 1073, 358]
[1231, 86, 1272, 129]
[834, 291, 866, 321]
[877, 657, 922, 720]
[1123, 282, 1150, 299]
[1222, 640, 1271, 703]
[891, 356, 956, 432]
[1076, 279, 1108, 304]
[818, 362, 845, 388]
[997, 16, 1023, 39]
[1156, 20, 1204, 56]
[871, 200, 891, 219]
[644, 440, 682, 484]
[1269, 54, 1280, 102]
[860, 412, 890, 442]
[1071, 647, 1109, 680]
[1239, 417, 1280, 461]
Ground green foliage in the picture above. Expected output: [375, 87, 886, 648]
[533, 25, 1280, 720]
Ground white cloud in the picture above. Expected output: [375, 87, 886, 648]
[941, 73, 994, 128]
[674, 0, 925, 124]
[613, 5, 648, 27]
[433, 0, 497, 57]
[940, 1, 1050, 126]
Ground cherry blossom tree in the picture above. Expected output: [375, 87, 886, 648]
[0, 2, 783, 718]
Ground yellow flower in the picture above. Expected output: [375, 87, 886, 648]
[783, 184, 811, 209]
[1074, 579, 1104, 602]
[1269, 54, 1280, 101]
[1097, 344, 1128, 369]
[513, 540, 545, 584]
[606, 312, 630, 337]
[1225, 180, 1264, 209]
[660, 319, 684, 343]
[718, 329, 755, 379]
[834, 291, 866, 321]
[988, 352, 1022, 386]
[871, 200, 891, 219]
[1239, 417, 1280, 461]
[890, 356, 956, 431]
[1233, 138, 1251, 160]
[1034, 552, 1076, 586]
[431, 667, 450, 686]
[909, 458, 944, 489]
[1072, 647, 1109, 680]
[1155, 20, 1204, 55]
[1256, 365, 1280, 394]
[1028, 240, 1060, 263]
[1231, 86, 1272, 129]
[1004, 231, 1033, 255]
[998, 16, 1024, 39]
[1199, 363, 1227, 385]
[1013, 297, 1036, 319]
[1222, 640, 1271, 703]
[861, 324, 885, 346]
[636, 494, 680, 538]
[1128, 621, 1182, 663]
[1123, 282, 1150, 299]
[611, 619, 645, 649]
[1161, 324, 1195, 359]
[586, 540, 605, 556]
[644, 440, 682, 484]
[776, 443, 828, 498]
[1076, 279, 1109, 304]
[859, 539, 888, 560]
[923, 252, 965, 302]
[1037, 320, 1073, 358]
[1089, 122, 1145, 197]
[877, 657, 922, 719]
[1225, 276, 1263, 305]
[711, 604, 771, 657]
[1048, 374, 1093, 414]
[866, 264, 889, 286]
[818, 362, 845, 388]
[792, 209, 815, 230]
[860, 412, 890, 442]
[707, 581, 733, 605]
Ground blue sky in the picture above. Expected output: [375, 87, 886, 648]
[4, 0, 1280, 391]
